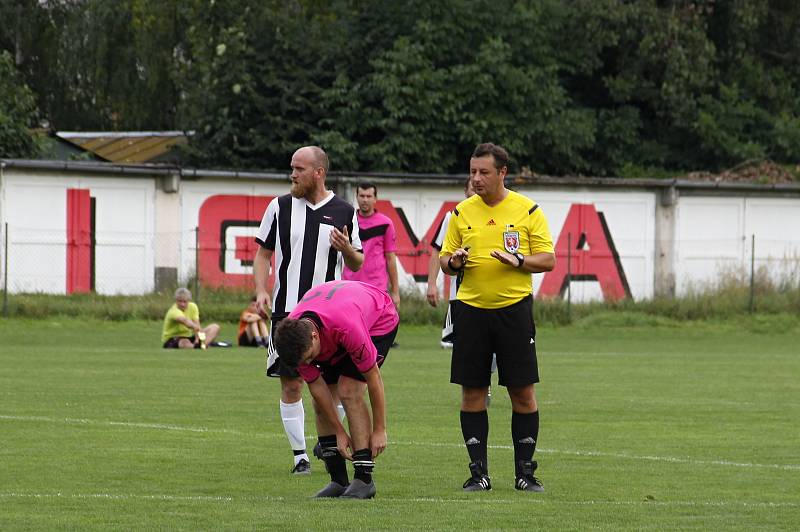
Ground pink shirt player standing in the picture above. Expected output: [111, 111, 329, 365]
[343, 182, 401, 308]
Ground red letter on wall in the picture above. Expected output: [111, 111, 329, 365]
[539, 204, 630, 300]
[66, 188, 92, 294]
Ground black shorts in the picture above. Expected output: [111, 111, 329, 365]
[317, 325, 398, 385]
[163, 336, 195, 349]
[238, 332, 258, 347]
[450, 295, 539, 388]
[266, 314, 300, 378]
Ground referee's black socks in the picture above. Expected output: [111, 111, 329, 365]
[460, 410, 489, 467]
[317, 435, 348, 486]
[512, 410, 539, 475]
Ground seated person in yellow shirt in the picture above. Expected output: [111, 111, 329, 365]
[162, 288, 221, 349]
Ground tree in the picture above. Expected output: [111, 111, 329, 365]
[0, 50, 39, 158]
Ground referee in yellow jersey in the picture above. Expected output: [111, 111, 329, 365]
[440, 143, 555, 493]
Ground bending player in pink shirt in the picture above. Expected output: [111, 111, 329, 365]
[273, 280, 399, 500]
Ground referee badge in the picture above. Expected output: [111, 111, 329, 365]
[503, 227, 520, 253]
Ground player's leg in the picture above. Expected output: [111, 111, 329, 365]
[495, 295, 543, 492]
[450, 301, 493, 491]
[337, 375, 375, 499]
[312, 379, 350, 498]
[507, 384, 543, 491]
[256, 319, 269, 346]
[280, 374, 310, 474]
[202, 323, 220, 343]
[177, 337, 195, 349]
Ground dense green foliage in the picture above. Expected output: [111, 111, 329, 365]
[3, 0, 800, 175]
[1, 319, 798, 529]
[0, 50, 39, 157]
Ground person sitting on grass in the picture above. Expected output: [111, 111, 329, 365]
[238, 296, 269, 347]
[161, 287, 221, 349]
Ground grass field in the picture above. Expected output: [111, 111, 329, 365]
[1, 316, 799, 530]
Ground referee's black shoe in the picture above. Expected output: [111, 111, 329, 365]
[515, 460, 544, 492]
[462, 461, 492, 491]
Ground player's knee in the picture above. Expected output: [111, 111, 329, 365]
[281, 377, 304, 400]
[336, 378, 365, 404]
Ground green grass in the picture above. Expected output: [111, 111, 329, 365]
[1, 317, 799, 530]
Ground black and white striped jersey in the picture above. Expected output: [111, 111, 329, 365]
[255, 192, 362, 317]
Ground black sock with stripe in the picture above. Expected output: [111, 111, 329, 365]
[352, 448, 374, 484]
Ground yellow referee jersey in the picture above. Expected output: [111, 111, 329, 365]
[441, 191, 554, 309]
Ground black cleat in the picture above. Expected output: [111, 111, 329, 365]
[313, 481, 348, 498]
[339, 478, 376, 499]
[291, 458, 311, 475]
[515, 460, 544, 492]
[462, 461, 492, 492]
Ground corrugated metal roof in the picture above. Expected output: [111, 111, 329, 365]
[56, 131, 190, 163]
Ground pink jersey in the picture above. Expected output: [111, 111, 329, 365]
[343, 211, 397, 290]
[288, 280, 399, 383]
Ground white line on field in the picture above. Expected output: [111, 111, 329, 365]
[4, 414, 799, 472]
[0, 492, 797, 508]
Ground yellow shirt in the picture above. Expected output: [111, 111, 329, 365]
[441, 191, 554, 309]
[161, 302, 200, 343]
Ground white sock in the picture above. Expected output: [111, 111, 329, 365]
[280, 399, 306, 461]
[336, 402, 346, 422]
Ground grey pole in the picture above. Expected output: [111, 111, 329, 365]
[3, 223, 8, 318]
[749, 234, 755, 313]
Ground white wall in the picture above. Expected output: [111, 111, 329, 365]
[2, 165, 798, 298]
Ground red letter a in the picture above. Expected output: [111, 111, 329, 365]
[539, 204, 630, 300]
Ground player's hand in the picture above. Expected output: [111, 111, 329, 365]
[391, 291, 400, 308]
[330, 225, 351, 253]
[370, 428, 387, 458]
[426, 284, 439, 307]
[336, 428, 353, 461]
[490, 250, 518, 267]
[255, 290, 272, 316]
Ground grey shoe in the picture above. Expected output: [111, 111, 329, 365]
[462, 461, 491, 492]
[313, 481, 348, 498]
[339, 478, 376, 499]
[291, 458, 311, 475]
[515, 460, 544, 492]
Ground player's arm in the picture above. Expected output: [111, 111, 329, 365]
[490, 250, 556, 272]
[426, 247, 441, 307]
[362, 365, 387, 458]
[307, 376, 353, 460]
[253, 247, 273, 314]
[173, 315, 200, 332]
[385, 251, 400, 307]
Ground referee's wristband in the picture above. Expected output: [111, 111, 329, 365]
[447, 255, 464, 272]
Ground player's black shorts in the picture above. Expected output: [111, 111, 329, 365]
[163, 336, 195, 349]
[316, 325, 398, 385]
[238, 332, 257, 347]
[266, 314, 300, 378]
[450, 294, 539, 388]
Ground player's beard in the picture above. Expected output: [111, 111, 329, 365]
[290, 179, 311, 199]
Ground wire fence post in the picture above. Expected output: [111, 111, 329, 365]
[567, 232, 572, 322]
[3, 223, 8, 318]
[748, 233, 755, 313]
[194, 226, 200, 303]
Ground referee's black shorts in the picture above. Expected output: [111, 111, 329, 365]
[450, 294, 539, 388]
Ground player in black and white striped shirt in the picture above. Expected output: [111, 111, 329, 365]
[254, 146, 363, 474]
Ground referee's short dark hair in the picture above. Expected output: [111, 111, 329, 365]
[472, 143, 509, 171]
[357, 181, 378, 196]
[274, 319, 314, 369]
